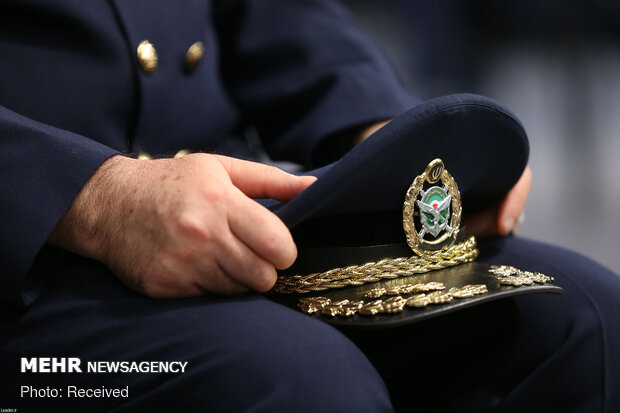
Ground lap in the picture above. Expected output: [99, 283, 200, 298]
[0, 255, 391, 412]
[1, 237, 618, 412]
[479, 236, 619, 412]
[348, 236, 619, 413]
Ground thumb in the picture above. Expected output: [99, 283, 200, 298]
[497, 166, 532, 235]
[215, 155, 316, 201]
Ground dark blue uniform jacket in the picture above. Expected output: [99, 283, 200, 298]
[0, 0, 418, 307]
[2, 3, 620, 412]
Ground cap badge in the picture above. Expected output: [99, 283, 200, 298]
[403, 159, 462, 254]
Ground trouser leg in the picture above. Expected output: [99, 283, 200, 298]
[0, 258, 393, 412]
[346, 236, 618, 413]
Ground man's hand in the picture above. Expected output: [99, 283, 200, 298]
[353, 120, 391, 146]
[467, 166, 532, 237]
[48, 154, 316, 298]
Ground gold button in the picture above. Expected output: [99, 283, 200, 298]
[174, 149, 191, 158]
[137, 40, 158, 74]
[185, 41, 204, 72]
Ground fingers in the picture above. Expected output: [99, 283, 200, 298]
[353, 119, 391, 146]
[215, 155, 316, 201]
[227, 188, 297, 270]
[178, 154, 297, 293]
[466, 166, 532, 238]
[215, 232, 278, 293]
[144, 266, 249, 297]
[497, 166, 532, 236]
[194, 263, 250, 296]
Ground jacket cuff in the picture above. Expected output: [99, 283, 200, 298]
[0, 106, 119, 306]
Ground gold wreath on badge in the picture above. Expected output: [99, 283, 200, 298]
[403, 159, 462, 255]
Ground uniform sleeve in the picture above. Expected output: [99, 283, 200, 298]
[215, 0, 421, 167]
[0, 105, 118, 306]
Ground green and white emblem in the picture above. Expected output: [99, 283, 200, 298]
[403, 159, 462, 254]
[417, 185, 452, 237]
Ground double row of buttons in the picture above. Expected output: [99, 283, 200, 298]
[136, 40, 204, 74]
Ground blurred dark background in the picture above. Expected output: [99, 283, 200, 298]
[343, 0, 620, 272]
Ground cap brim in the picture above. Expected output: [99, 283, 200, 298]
[270, 263, 562, 330]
